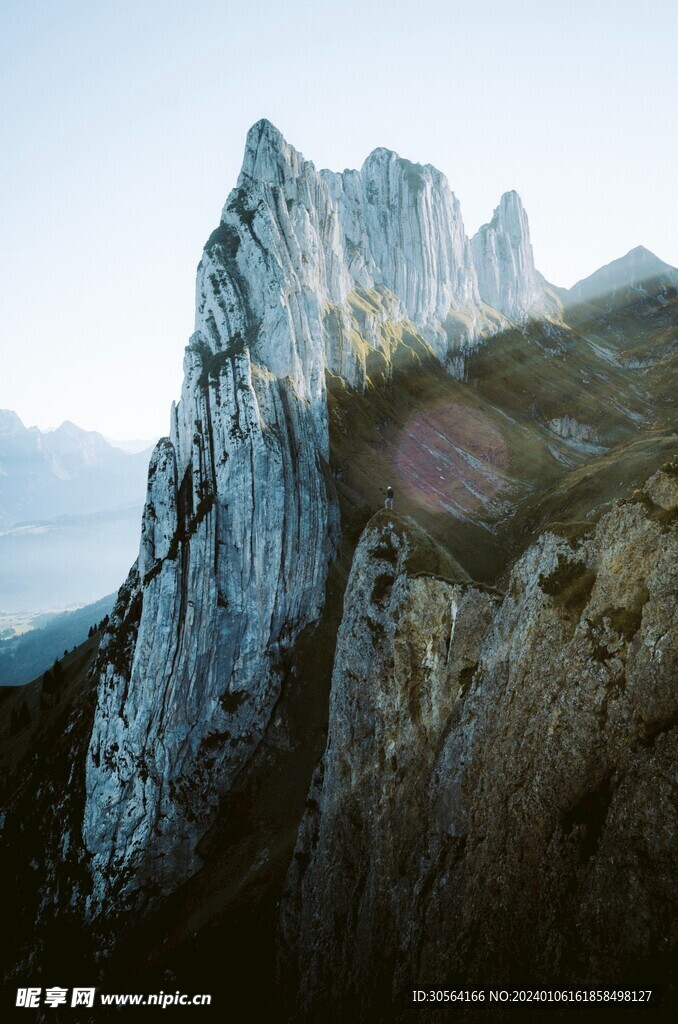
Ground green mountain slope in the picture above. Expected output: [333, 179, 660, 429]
[0, 594, 113, 687]
[328, 286, 677, 583]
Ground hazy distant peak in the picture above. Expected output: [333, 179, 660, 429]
[0, 410, 25, 435]
[565, 245, 678, 306]
[105, 436, 159, 455]
[626, 243, 670, 262]
[53, 419, 95, 438]
[603, 245, 676, 276]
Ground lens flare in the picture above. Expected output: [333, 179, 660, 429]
[395, 401, 508, 517]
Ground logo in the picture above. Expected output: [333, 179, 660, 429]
[16, 987, 96, 1009]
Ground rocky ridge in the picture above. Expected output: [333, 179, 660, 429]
[82, 121, 558, 915]
[280, 463, 678, 1021]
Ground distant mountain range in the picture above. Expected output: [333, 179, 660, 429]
[0, 413, 153, 613]
[0, 412, 153, 530]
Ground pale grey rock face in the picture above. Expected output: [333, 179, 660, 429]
[280, 467, 678, 1021]
[83, 120, 556, 915]
[349, 149, 482, 354]
[471, 190, 556, 321]
[85, 121, 345, 911]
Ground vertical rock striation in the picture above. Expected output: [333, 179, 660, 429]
[472, 190, 557, 321]
[83, 120, 556, 914]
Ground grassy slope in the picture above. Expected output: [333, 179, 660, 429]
[0, 633, 99, 780]
[328, 346, 561, 582]
[467, 290, 677, 435]
[329, 296, 677, 582]
[0, 593, 114, 687]
[565, 286, 678, 416]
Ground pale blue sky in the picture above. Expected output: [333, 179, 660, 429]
[1, 0, 676, 437]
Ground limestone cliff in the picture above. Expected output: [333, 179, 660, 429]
[279, 463, 678, 1021]
[83, 121, 556, 914]
[472, 191, 559, 321]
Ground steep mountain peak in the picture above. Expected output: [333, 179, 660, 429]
[362, 144, 398, 163]
[496, 188, 522, 208]
[240, 117, 310, 186]
[362, 146, 432, 174]
[220, 120, 557, 354]
[360, 146, 449, 195]
[495, 189, 528, 233]
[0, 410, 26, 435]
[471, 189, 557, 321]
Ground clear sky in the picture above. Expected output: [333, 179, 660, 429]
[1, 0, 676, 438]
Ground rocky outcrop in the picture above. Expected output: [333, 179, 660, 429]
[280, 464, 678, 1021]
[472, 191, 559, 321]
[547, 414, 601, 448]
[84, 121, 342, 912]
[85, 344, 339, 910]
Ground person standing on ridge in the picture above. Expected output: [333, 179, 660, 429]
[385, 485, 394, 510]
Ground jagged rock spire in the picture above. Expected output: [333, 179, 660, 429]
[471, 190, 554, 320]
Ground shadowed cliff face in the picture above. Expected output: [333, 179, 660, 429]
[279, 464, 678, 1022]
